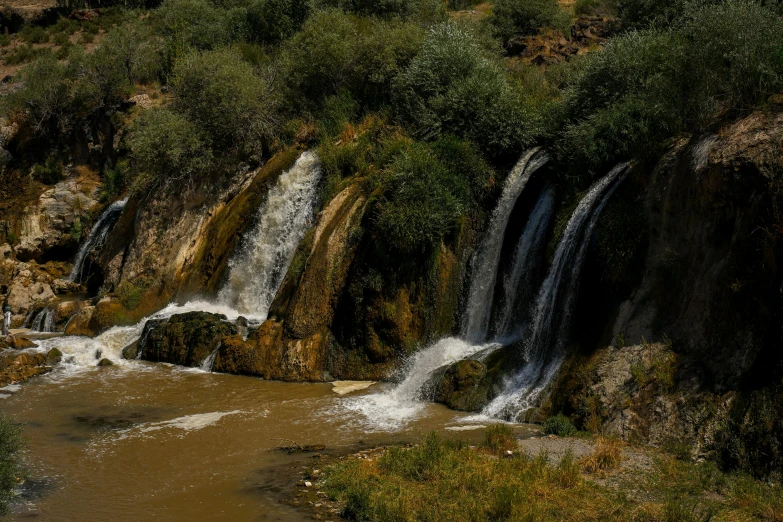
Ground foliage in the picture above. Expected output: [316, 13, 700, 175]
[155, 0, 239, 53]
[542, 413, 577, 436]
[247, 0, 311, 44]
[582, 437, 622, 473]
[128, 108, 212, 182]
[171, 48, 279, 152]
[484, 424, 516, 454]
[0, 414, 23, 516]
[555, 0, 783, 173]
[394, 22, 538, 156]
[374, 142, 471, 252]
[321, 0, 447, 21]
[32, 156, 64, 185]
[489, 0, 571, 43]
[115, 280, 144, 310]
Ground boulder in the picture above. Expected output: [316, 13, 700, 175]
[0, 351, 50, 386]
[64, 306, 97, 336]
[139, 312, 237, 367]
[46, 347, 62, 365]
[96, 358, 114, 367]
[10, 335, 37, 349]
[121, 341, 139, 360]
[432, 359, 488, 412]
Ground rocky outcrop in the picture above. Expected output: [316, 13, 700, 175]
[431, 359, 488, 411]
[507, 16, 621, 65]
[0, 349, 60, 386]
[0, 257, 76, 326]
[64, 305, 97, 336]
[14, 171, 102, 262]
[138, 312, 237, 367]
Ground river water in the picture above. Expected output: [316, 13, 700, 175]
[2, 357, 529, 521]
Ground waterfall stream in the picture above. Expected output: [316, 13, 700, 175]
[218, 151, 322, 319]
[481, 163, 628, 421]
[29, 152, 322, 374]
[461, 149, 548, 343]
[69, 199, 128, 284]
[338, 149, 550, 429]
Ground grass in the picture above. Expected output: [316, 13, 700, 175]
[321, 431, 783, 522]
[0, 414, 23, 516]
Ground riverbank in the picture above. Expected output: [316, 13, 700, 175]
[307, 429, 783, 521]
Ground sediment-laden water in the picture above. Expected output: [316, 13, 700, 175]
[2, 360, 519, 521]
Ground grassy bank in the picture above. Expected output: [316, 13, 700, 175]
[318, 426, 783, 521]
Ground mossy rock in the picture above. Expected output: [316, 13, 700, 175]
[121, 341, 139, 360]
[46, 347, 62, 365]
[139, 311, 237, 367]
[432, 359, 489, 412]
[97, 358, 114, 367]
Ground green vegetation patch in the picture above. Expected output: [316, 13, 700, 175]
[0, 414, 23, 516]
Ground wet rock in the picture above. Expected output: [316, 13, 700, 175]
[139, 312, 237, 367]
[10, 336, 37, 350]
[121, 341, 139, 360]
[46, 347, 62, 365]
[0, 351, 51, 386]
[431, 359, 488, 411]
[96, 358, 113, 367]
[64, 306, 96, 337]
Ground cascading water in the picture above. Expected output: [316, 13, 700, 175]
[461, 149, 548, 344]
[26, 152, 323, 373]
[199, 342, 221, 372]
[482, 163, 628, 421]
[69, 199, 128, 284]
[338, 150, 550, 430]
[492, 186, 554, 343]
[28, 307, 56, 333]
[218, 151, 322, 319]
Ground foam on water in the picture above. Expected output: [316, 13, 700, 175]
[116, 410, 244, 440]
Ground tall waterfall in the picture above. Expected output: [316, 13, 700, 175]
[492, 186, 554, 343]
[482, 163, 628, 421]
[338, 150, 549, 430]
[218, 152, 322, 319]
[69, 199, 127, 283]
[461, 149, 548, 343]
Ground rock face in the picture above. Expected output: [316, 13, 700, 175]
[544, 108, 783, 477]
[431, 359, 488, 411]
[0, 350, 52, 386]
[138, 312, 237, 367]
[14, 172, 101, 262]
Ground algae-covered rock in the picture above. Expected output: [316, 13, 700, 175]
[97, 358, 114, 367]
[121, 341, 139, 360]
[139, 312, 237, 367]
[432, 359, 488, 412]
[46, 347, 62, 365]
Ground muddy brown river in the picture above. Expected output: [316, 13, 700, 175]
[2, 360, 531, 521]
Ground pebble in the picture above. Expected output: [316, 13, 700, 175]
[304, 481, 312, 487]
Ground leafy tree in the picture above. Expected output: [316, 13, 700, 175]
[247, 0, 312, 44]
[489, 0, 570, 43]
[128, 109, 212, 182]
[171, 48, 279, 153]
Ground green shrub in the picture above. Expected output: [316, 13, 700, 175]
[0, 34, 10, 47]
[0, 414, 23, 516]
[375, 142, 471, 251]
[325, 0, 446, 21]
[20, 25, 49, 44]
[4, 56, 75, 137]
[32, 156, 64, 185]
[394, 22, 537, 156]
[247, 0, 311, 44]
[171, 48, 279, 153]
[155, 0, 235, 52]
[3, 43, 48, 65]
[128, 109, 212, 182]
[542, 413, 577, 436]
[115, 281, 143, 310]
[489, 0, 571, 43]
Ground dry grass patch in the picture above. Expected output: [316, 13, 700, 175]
[582, 437, 622, 474]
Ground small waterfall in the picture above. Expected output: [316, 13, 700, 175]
[492, 186, 554, 343]
[69, 199, 128, 283]
[461, 149, 548, 344]
[218, 151, 322, 319]
[31, 307, 57, 333]
[199, 342, 221, 372]
[482, 163, 628, 420]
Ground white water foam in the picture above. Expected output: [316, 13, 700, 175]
[337, 337, 498, 431]
[116, 410, 243, 440]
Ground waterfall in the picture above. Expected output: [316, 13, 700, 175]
[492, 186, 554, 343]
[461, 149, 548, 344]
[30, 307, 56, 333]
[199, 342, 221, 372]
[69, 199, 128, 283]
[30, 151, 322, 374]
[218, 151, 322, 319]
[482, 163, 628, 421]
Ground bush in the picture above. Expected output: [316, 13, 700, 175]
[0, 414, 23, 516]
[484, 424, 516, 454]
[247, 0, 311, 44]
[4, 56, 75, 137]
[171, 48, 279, 153]
[489, 0, 571, 43]
[20, 25, 49, 44]
[394, 22, 537, 156]
[324, 0, 447, 21]
[128, 109, 212, 182]
[32, 156, 64, 185]
[155, 0, 236, 53]
[542, 413, 577, 436]
[375, 142, 471, 251]
[581, 437, 621, 473]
